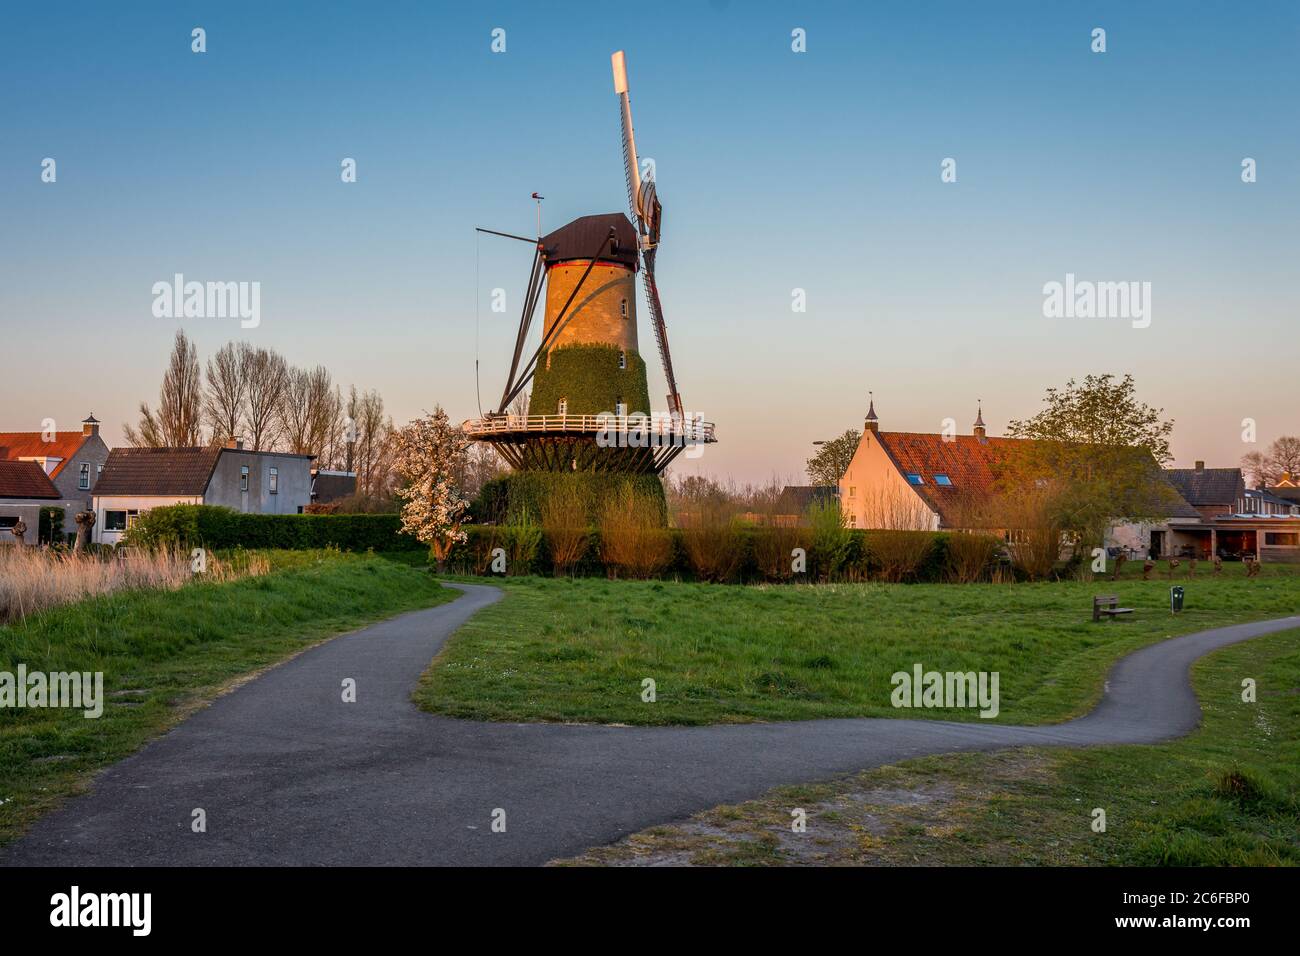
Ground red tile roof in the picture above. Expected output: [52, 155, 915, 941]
[0, 460, 62, 499]
[0, 431, 90, 478]
[93, 447, 223, 497]
[874, 432, 1023, 524]
[874, 430, 1200, 525]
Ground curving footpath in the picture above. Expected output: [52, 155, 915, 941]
[3, 584, 1297, 867]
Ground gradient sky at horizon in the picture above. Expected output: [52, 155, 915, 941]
[2, 1, 1296, 484]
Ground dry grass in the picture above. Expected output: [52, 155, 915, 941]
[599, 488, 673, 579]
[681, 506, 744, 583]
[943, 532, 1001, 583]
[540, 489, 589, 576]
[0, 546, 268, 624]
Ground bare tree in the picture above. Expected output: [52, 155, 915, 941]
[458, 442, 507, 499]
[280, 365, 342, 460]
[203, 341, 249, 445]
[242, 347, 288, 451]
[125, 330, 205, 447]
[347, 386, 391, 498]
[1242, 436, 1300, 488]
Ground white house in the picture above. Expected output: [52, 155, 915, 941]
[92, 444, 314, 545]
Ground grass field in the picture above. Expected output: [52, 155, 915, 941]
[415, 563, 1300, 726]
[556, 625, 1300, 866]
[0, 549, 455, 847]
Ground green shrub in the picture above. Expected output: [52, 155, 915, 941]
[126, 505, 421, 552]
[38, 506, 65, 545]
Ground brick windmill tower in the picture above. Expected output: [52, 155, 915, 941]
[464, 51, 715, 482]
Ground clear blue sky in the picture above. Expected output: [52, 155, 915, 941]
[2, 1, 1296, 482]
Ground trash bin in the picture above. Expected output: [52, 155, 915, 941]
[1170, 585, 1185, 613]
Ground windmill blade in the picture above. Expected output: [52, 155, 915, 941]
[611, 51, 644, 229]
[612, 50, 681, 417]
[641, 247, 683, 418]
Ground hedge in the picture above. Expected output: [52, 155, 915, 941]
[126, 505, 423, 552]
[124, 504, 995, 583]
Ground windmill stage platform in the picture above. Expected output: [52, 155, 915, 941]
[462, 412, 716, 474]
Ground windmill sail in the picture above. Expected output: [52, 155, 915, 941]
[611, 50, 683, 419]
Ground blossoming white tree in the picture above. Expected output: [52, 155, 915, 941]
[392, 407, 470, 570]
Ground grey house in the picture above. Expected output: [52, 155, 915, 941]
[0, 414, 111, 526]
[92, 444, 313, 544]
[0, 461, 63, 544]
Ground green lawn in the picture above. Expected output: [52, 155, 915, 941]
[556, 626, 1300, 866]
[0, 549, 455, 847]
[416, 564, 1300, 726]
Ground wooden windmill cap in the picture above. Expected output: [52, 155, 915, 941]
[541, 213, 639, 269]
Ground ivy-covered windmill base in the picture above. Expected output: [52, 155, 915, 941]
[530, 343, 652, 417]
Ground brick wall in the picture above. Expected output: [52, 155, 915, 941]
[544, 261, 639, 356]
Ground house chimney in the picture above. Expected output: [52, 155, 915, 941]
[1194, 460, 1205, 471]
[81, 414, 100, 437]
[973, 401, 987, 443]
[225, 436, 244, 451]
[864, 392, 879, 434]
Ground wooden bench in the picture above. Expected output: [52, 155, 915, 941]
[1092, 594, 1134, 622]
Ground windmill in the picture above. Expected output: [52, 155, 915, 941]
[463, 50, 715, 476]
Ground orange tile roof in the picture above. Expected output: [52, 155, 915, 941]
[874, 431, 1026, 525]
[0, 431, 90, 478]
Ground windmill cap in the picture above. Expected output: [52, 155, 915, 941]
[541, 213, 639, 269]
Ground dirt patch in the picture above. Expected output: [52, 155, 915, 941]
[552, 750, 1057, 866]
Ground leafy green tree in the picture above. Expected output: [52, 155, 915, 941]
[806, 429, 861, 487]
[1003, 374, 1177, 548]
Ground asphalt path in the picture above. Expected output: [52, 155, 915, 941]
[4, 584, 1296, 866]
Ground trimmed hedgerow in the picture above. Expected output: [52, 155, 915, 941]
[124, 504, 976, 582]
[126, 505, 422, 552]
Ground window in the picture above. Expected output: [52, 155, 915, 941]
[905, 473, 924, 485]
[616, 400, 627, 417]
[849, 486, 857, 498]
[0, 516, 18, 529]
[269, 467, 279, 494]
[620, 298, 628, 318]
[618, 351, 626, 369]
[97, 463, 104, 477]
[125, 509, 140, 528]
[79, 463, 90, 490]
[240, 465, 249, 492]
[933, 474, 952, 486]
[848, 513, 857, 527]
[1265, 532, 1299, 547]
[557, 398, 568, 415]
[104, 510, 127, 532]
